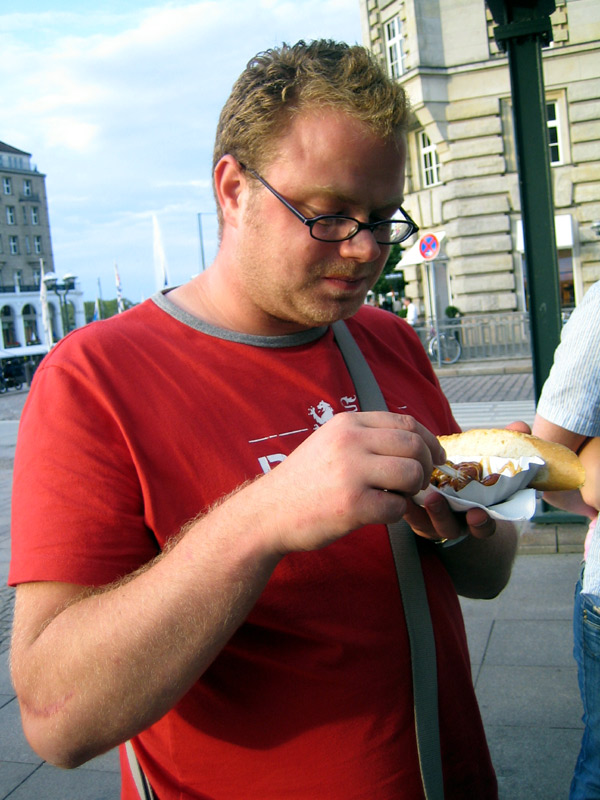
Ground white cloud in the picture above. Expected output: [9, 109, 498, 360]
[44, 118, 100, 152]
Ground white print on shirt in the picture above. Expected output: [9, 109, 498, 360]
[308, 396, 359, 429]
[253, 395, 359, 473]
[341, 395, 359, 411]
[258, 454, 287, 473]
[308, 400, 334, 428]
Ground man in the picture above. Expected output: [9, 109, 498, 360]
[532, 281, 600, 800]
[402, 295, 419, 326]
[10, 41, 518, 799]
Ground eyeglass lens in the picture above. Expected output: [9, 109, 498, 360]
[310, 217, 414, 244]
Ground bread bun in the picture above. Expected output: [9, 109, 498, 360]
[438, 428, 585, 491]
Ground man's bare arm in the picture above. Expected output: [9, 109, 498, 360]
[11, 411, 448, 769]
[434, 519, 519, 599]
[403, 493, 519, 599]
[11, 485, 282, 769]
[532, 413, 595, 518]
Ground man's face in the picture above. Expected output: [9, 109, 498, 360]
[229, 108, 407, 334]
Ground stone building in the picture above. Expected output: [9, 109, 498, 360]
[359, 0, 600, 320]
[0, 141, 84, 355]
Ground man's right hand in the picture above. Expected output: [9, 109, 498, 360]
[251, 411, 446, 554]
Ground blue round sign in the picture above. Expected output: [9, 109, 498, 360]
[419, 234, 440, 260]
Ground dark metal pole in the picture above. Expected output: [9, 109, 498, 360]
[488, 0, 561, 401]
[488, 1, 587, 523]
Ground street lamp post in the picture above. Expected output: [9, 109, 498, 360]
[197, 212, 217, 272]
[42, 272, 78, 339]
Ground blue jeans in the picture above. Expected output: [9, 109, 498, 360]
[570, 573, 600, 800]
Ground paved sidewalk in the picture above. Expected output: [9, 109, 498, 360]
[0, 374, 589, 799]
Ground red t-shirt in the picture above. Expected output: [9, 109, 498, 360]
[10, 295, 497, 799]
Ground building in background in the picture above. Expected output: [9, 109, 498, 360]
[359, 0, 600, 321]
[0, 140, 84, 357]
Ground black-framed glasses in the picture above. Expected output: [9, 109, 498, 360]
[240, 163, 419, 245]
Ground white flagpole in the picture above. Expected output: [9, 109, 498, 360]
[39, 258, 53, 349]
[153, 215, 170, 290]
[92, 296, 101, 322]
[114, 262, 125, 313]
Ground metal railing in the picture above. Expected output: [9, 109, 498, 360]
[414, 312, 533, 363]
[0, 284, 41, 294]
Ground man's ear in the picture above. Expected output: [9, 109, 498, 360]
[214, 155, 246, 229]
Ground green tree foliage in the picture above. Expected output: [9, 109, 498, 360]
[372, 243, 405, 298]
[84, 298, 136, 323]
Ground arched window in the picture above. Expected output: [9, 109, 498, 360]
[1, 306, 18, 348]
[22, 304, 40, 345]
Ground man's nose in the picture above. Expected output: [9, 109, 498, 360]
[337, 229, 382, 262]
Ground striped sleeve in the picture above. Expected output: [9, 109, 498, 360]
[536, 281, 600, 437]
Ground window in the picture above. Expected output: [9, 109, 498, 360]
[23, 179, 32, 196]
[31, 207, 39, 224]
[3, 177, 12, 195]
[385, 16, 406, 79]
[1, 306, 17, 348]
[9, 236, 19, 255]
[23, 304, 40, 345]
[34, 236, 42, 254]
[547, 101, 561, 165]
[25, 236, 31, 255]
[6, 206, 15, 225]
[558, 248, 574, 308]
[420, 132, 441, 187]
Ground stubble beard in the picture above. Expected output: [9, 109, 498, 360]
[248, 259, 378, 329]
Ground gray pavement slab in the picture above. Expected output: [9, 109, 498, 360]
[4, 761, 121, 800]
[482, 618, 574, 667]
[486, 725, 582, 800]
[0, 761, 40, 799]
[477, 664, 580, 728]
[0, 697, 44, 765]
[438, 369, 534, 402]
[450, 399, 536, 430]
[460, 553, 584, 799]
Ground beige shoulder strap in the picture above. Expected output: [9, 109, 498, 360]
[125, 739, 157, 800]
[332, 319, 445, 800]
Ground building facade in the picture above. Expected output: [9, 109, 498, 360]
[359, 0, 600, 319]
[0, 141, 84, 356]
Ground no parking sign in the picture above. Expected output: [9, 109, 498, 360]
[418, 234, 440, 260]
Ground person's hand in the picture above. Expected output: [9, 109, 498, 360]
[400, 420, 533, 545]
[505, 420, 531, 434]
[251, 411, 446, 554]
[402, 492, 496, 543]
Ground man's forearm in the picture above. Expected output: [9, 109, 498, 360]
[435, 520, 519, 599]
[11, 484, 282, 769]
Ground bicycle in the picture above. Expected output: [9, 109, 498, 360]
[427, 327, 462, 364]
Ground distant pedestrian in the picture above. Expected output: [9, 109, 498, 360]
[402, 296, 418, 326]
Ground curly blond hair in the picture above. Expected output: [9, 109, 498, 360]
[213, 39, 410, 176]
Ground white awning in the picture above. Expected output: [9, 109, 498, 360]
[517, 214, 573, 251]
[0, 344, 48, 359]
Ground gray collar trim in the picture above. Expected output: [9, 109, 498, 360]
[151, 290, 329, 348]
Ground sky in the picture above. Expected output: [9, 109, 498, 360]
[1, 1, 364, 304]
